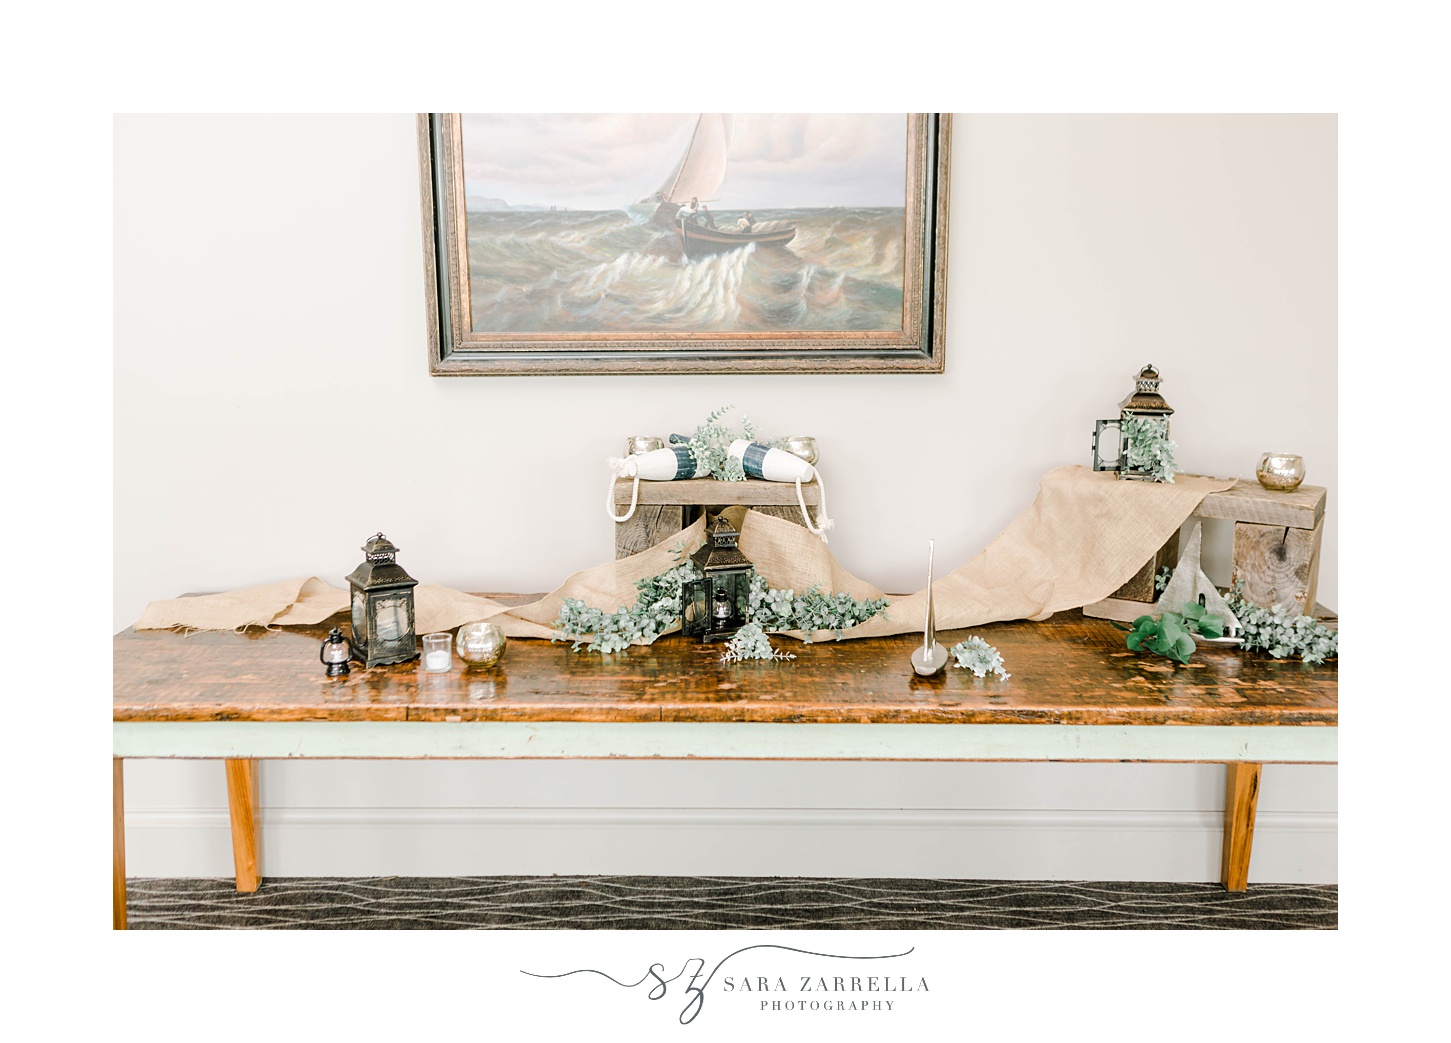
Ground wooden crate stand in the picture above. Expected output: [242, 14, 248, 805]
[1085, 479, 1328, 622]
[612, 477, 820, 559]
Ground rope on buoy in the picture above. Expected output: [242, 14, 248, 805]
[796, 469, 834, 542]
[606, 457, 641, 523]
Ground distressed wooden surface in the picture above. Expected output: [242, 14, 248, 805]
[1194, 479, 1325, 529]
[1232, 516, 1324, 615]
[613, 504, 686, 559]
[614, 477, 819, 506]
[115, 605, 1337, 727]
[1221, 762, 1262, 890]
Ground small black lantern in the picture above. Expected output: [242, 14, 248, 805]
[1092, 363, 1176, 481]
[681, 515, 753, 642]
[320, 627, 354, 677]
[345, 532, 419, 667]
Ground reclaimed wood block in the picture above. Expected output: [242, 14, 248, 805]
[612, 478, 819, 560]
[1083, 481, 1329, 621]
[613, 504, 686, 559]
[1109, 532, 1179, 603]
[1231, 515, 1324, 615]
[1194, 478, 1325, 529]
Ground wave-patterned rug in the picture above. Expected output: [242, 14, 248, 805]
[125, 877, 1336, 930]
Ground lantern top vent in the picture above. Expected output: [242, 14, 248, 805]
[347, 532, 417, 590]
[690, 515, 752, 573]
[1118, 364, 1173, 417]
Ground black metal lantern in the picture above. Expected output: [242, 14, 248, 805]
[1092, 363, 1175, 481]
[681, 515, 753, 642]
[345, 532, 419, 667]
[320, 626, 354, 677]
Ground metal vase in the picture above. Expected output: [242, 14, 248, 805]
[911, 540, 950, 676]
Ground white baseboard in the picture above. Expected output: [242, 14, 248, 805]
[122, 806, 1337, 883]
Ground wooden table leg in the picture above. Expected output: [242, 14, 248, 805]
[225, 759, 261, 893]
[113, 758, 127, 930]
[1221, 762, 1262, 891]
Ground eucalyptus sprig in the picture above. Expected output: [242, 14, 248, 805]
[1118, 601, 1225, 664]
[1121, 416, 1178, 483]
[949, 636, 1010, 680]
[720, 623, 797, 663]
[669, 405, 788, 481]
[1224, 582, 1338, 665]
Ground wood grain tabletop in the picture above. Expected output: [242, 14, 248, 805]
[114, 602, 1337, 727]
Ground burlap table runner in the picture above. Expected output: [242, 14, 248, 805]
[134, 465, 1234, 642]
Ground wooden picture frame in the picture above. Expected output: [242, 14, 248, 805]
[417, 113, 952, 376]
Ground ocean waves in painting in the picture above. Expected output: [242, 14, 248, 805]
[466, 208, 905, 334]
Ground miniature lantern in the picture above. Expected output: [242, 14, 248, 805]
[681, 515, 753, 642]
[1092, 363, 1175, 481]
[345, 532, 419, 667]
[319, 627, 354, 677]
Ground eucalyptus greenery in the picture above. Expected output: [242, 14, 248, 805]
[1121, 416, 1178, 483]
[553, 561, 700, 654]
[720, 623, 796, 663]
[1155, 566, 1173, 593]
[1120, 601, 1226, 664]
[669, 405, 785, 481]
[552, 559, 889, 661]
[949, 636, 1010, 680]
[1225, 582, 1338, 665]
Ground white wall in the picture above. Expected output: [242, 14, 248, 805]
[114, 114, 1337, 882]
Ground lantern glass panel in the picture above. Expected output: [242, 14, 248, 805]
[351, 591, 367, 643]
[373, 596, 406, 643]
[682, 578, 707, 638]
[1092, 419, 1122, 471]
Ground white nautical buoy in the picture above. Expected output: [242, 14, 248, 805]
[606, 446, 706, 523]
[727, 439, 814, 482]
[631, 445, 707, 481]
[725, 440, 833, 541]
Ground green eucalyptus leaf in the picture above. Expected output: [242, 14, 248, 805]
[1181, 602, 1204, 621]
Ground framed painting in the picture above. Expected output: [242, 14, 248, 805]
[418, 113, 951, 375]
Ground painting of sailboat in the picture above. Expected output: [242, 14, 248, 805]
[419, 112, 952, 374]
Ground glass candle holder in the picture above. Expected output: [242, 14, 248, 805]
[624, 435, 665, 457]
[781, 436, 819, 466]
[422, 632, 453, 673]
[456, 621, 507, 668]
[1256, 453, 1306, 491]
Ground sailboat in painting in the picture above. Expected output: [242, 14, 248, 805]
[627, 113, 796, 259]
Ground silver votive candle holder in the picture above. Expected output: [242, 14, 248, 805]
[1256, 453, 1306, 492]
[624, 435, 665, 457]
[781, 436, 819, 466]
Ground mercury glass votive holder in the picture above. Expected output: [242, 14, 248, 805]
[1256, 453, 1306, 491]
[624, 435, 665, 457]
[782, 436, 819, 466]
[456, 621, 507, 669]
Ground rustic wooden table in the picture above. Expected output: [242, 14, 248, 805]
[112, 607, 1337, 929]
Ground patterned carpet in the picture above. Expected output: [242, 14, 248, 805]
[125, 876, 1336, 930]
